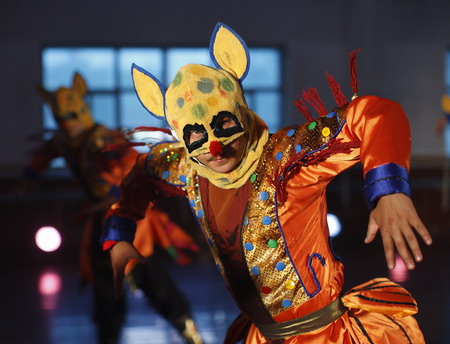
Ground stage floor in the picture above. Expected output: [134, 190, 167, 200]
[0, 239, 448, 344]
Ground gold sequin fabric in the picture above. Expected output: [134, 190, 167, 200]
[145, 109, 347, 317]
[145, 142, 225, 271]
[241, 110, 346, 316]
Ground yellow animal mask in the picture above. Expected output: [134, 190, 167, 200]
[132, 22, 269, 189]
[36, 73, 94, 137]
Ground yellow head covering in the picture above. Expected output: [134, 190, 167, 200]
[36, 73, 94, 132]
[132, 23, 269, 189]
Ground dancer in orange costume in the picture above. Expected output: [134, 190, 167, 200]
[28, 73, 203, 344]
[102, 23, 431, 343]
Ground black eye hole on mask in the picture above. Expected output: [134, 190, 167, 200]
[210, 111, 243, 138]
[183, 123, 209, 153]
[56, 112, 78, 123]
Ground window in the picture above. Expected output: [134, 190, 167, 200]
[42, 47, 283, 134]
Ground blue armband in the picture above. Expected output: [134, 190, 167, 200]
[363, 163, 411, 209]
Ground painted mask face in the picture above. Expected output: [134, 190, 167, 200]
[165, 64, 248, 158]
[36, 73, 94, 138]
[131, 22, 269, 188]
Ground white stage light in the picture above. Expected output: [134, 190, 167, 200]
[35, 226, 62, 252]
[327, 213, 342, 237]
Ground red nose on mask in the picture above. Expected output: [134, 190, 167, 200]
[209, 141, 223, 157]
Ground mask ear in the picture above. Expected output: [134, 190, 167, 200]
[72, 72, 88, 96]
[210, 22, 250, 82]
[132, 63, 166, 120]
[35, 83, 53, 103]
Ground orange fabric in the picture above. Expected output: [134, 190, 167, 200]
[125, 208, 200, 274]
[106, 96, 424, 343]
[208, 181, 242, 239]
[244, 278, 423, 343]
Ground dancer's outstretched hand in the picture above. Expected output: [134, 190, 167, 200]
[109, 241, 145, 298]
[365, 193, 432, 270]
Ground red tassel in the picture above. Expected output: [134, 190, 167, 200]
[325, 72, 347, 107]
[302, 88, 327, 117]
[270, 138, 360, 206]
[127, 126, 172, 136]
[294, 96, 314, 122]
[102, 142, 146, 152]
[209, 141, 223, 157]
[349, 49, 361, 97]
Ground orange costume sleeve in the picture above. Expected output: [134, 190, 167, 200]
[286, 95, 412, 210]
[244, 96, 422, 343]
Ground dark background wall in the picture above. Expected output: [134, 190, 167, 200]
[1, 0, 450, 172]
[0, 2, 449, 343]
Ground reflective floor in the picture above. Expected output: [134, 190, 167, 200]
[0, 257, 239, 344]
[1, 236, 449, 343]
[0, 168, 449, 344]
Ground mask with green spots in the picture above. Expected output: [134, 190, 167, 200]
[165, 64, 249, 158]
[131, 23, 269, 189]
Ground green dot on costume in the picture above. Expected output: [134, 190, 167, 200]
[221, 78, 235, 92]
[162, 171, 169, 178]
[250, 173, 257, 183]
[172, 153, 179, 161]
[177, 98, 184, 108]
[197, 77, 214, 93]
[262, 216, 272, 225]
[192, 104, 206, 119]
[173, 72, 182, 86]
[287, 129, 295, 137]
[244, 242, 254, 251]
[282, 300, 292, 308]
[308, 121, 317, 130]
[251, 266, 260, 275]
[267, 239, 278, 248]
[276, 262, 285, 271]
[166, 246, 178, 259]
[276, 152, 283, 161]
[260, 191, 269, 201]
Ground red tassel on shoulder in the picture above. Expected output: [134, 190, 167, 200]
[294, 96, 314, 122]
[349, 49, 361, 98]
[325, 72, 347, 107]
[302, 88, 327, 117]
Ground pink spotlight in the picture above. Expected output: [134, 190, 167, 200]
[39, 270, 61, 310]
[35, 226, 62, 252]
[39, 271, 61, 296]
[389, 255, 409, 283]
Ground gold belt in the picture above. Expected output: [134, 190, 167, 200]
[255, 297, 347, 340]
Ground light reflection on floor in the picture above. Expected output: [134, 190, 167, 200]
[34, 260, 239, 344]
[1, 236, 447, 343]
